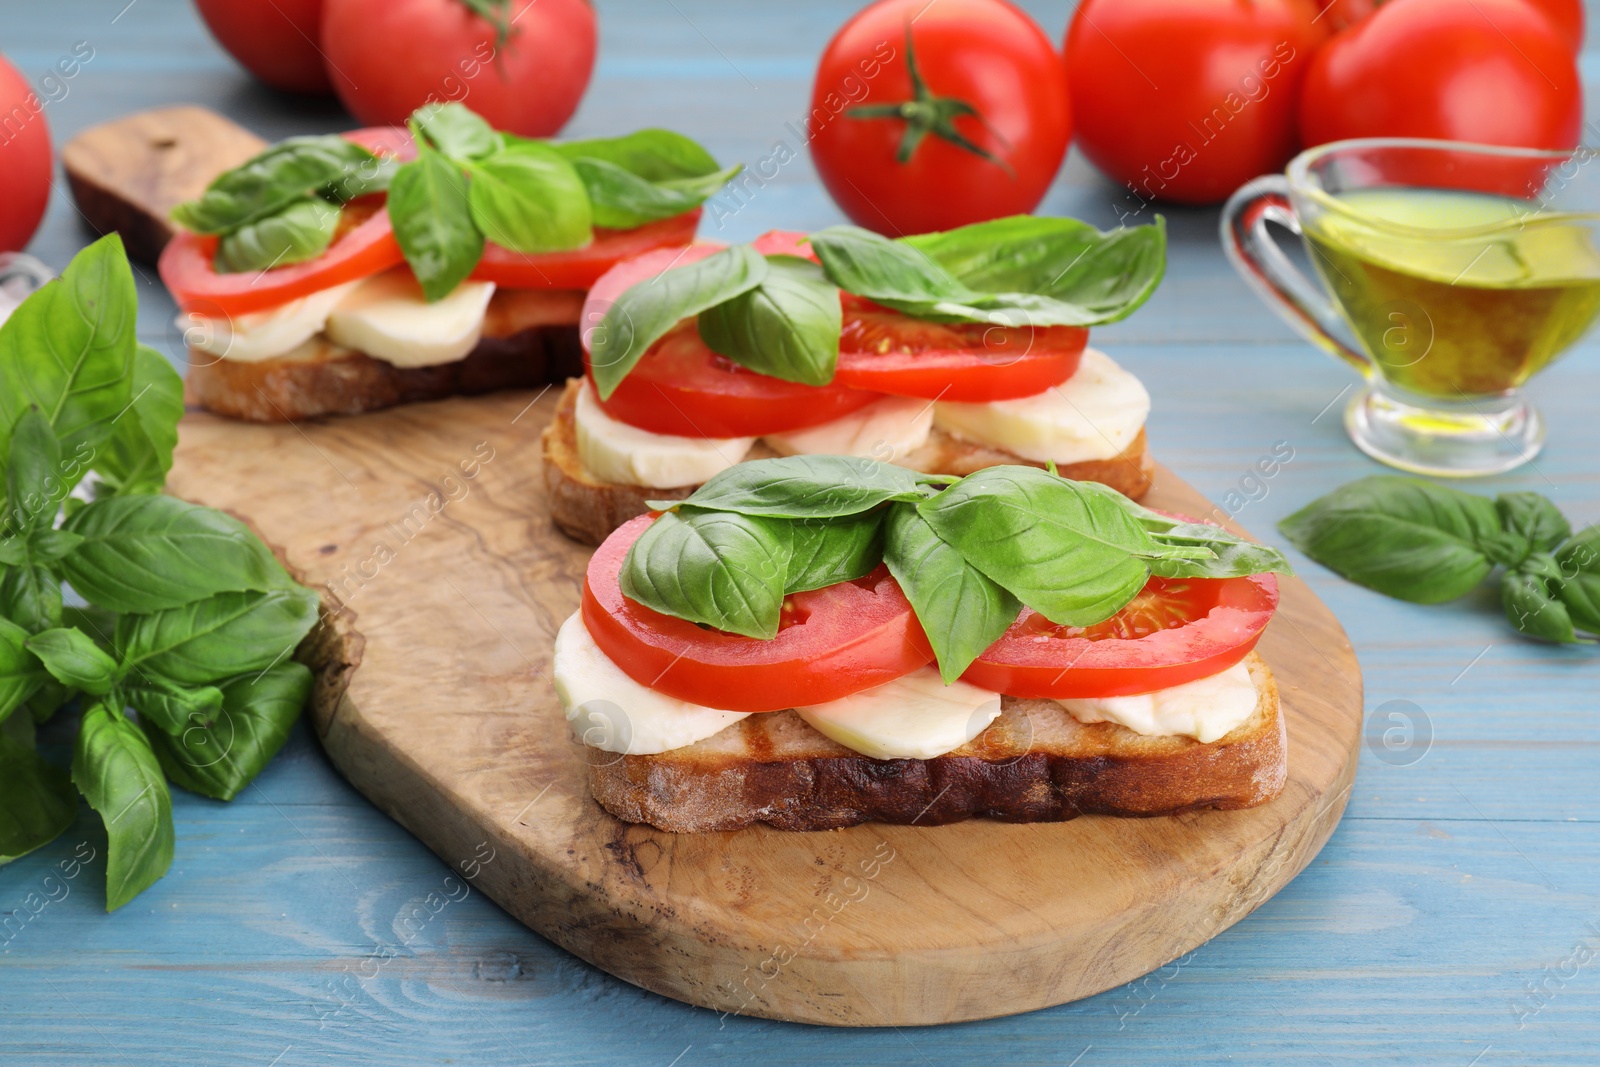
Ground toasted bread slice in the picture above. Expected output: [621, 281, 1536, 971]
[540, 377, 1156, 544]
[587, 653, 1284, 832]
[184, 289, 586, 422]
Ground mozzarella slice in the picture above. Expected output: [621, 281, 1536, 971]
[1056, 660, 1258, 744]
[553, 612, 749, 755]
[762, 394, 933, 463]
[325, 268, 495, 368]
[574, 379, 755, 489]
[933, 347, 1150, 463]
[184, 280, 362, 364]
[797, 668, 1002, 760]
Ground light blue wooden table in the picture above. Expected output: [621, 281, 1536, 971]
[5, 2, 1600, 1062]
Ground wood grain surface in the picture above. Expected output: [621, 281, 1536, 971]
[160, 389, 1361, 1026]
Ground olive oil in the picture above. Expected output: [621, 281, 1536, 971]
[1303, 188, 1600, 398]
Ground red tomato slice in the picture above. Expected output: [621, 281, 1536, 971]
[961, 573, 1279, 699]
[472, 210, 703, 291]
[582, 515, 934, 713]
[837, 297, 1087, 402]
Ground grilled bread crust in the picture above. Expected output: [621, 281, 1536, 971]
[585, 654, 1284, 832]
[539, 377, 1156, 544]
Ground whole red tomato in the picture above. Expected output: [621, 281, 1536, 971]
[808, 0, 1071, 236]
[320, 0, 596, 137]
[1065, 0, 1327, 207]
[1300, 0, 1582, 150]
[0, 54, 51, 253]
[194, 0, 331, 94]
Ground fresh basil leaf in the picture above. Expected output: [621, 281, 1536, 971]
[1503, 555, 1579, 643]
[27, 679, 70, 725]
[72, 702, 174, 911]
[904, 215, 1168, 325]
[466, 141, 592, 254]
[127, 677, 223, 736]
[781, 512, 884, 595]
[1145, 523, 1295, 579]
[572, 157, 740, 229]
[0, 616, 45, 725]
[142, 663, 310, 802]
[30, 528, 82, 564]
[620, 509, 790, 640]
[1554, 525, 1600, 634]
[1494, 492, 1571, 561]
[696, 255, 841, 386]
[654, 455, 930, 518]
[117, 587, 321, 686]
[0, 536, 24, 565]
[171, 135, 383, 234]
[590, 245, 767, 400]
[61, 604, 118, 653]
[1, 562, 63, 634]
[388, 150, 484, 302]
[94, 345, 182, 496]
[414, 102, 499, 162]
[5, 406, 65, 537]
[811, 225, 980, 306]
[552, 129, 722, 180]
[62, 495, 295, 613]
[918, 467, 1156, 626]
[213, 197, 340, 274]
[0, 730, 76, 865]
[27, 628, 120, 694]
[884, 504, 1020, 683]
[1278, 476, 1501, 604]
[0, 234, 136, 463]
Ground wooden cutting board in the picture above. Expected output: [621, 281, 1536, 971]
[165, 388, 1363, 1027]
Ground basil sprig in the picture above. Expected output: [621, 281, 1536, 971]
[591, 213, 1168, 396]
[0, 236, 323, 909]
[1281, 475, 1600, 644]
[624, 457, 1291, 676]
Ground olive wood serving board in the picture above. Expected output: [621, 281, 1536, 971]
[165, 388, 1363, 1027]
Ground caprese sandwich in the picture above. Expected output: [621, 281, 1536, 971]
[553, 456, 1292, 832]
[542, 215, 1167, 544]
[160, 102, 738, 421]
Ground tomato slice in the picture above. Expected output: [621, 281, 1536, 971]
[960, 573, 1279, 699]
[583, 515, 934, 713]
[472, 210, 703, 291]
[836, 296, 1088, 402]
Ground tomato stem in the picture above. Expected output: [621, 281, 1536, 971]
[845, 23, 1014, 177]
[454, 0, 514, 50]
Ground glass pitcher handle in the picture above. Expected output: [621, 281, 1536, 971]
[1220, 175, 1373, 378]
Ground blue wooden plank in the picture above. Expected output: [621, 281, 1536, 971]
[4, 0, 1600, 1062]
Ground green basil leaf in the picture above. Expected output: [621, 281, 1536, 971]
[1278, 476, 1500, 604]
[653, 455, 932, 518]
[62, 495, 295, 613]
[552, 129, 722, 180]
[26, 628, 120, 694]
[0, 730, 76, 865]
[696, 255, 841, 386]
[0, 234, 136, 463]
[0, 536, 25, 565]
[142, 663, 310, 801]
[414, 102, 499, 162]
[1495, 492, 1571, 558]
[619, 509, 790, 640]
[171, 135, 383, 234]
[26, 678, 71, 725]
[884, 504, 1020, 683]
[1, 562, 63, 634]
[811, 225, 980, 306]
[30, 528, 83, 564]
[127, 677, 223, 736]
[61, 604, 118, 653]
[388, 150, 484, 302]
[1554, 525, 1600, 634]
[117, 587, 321, 686]
[0, 616, 45, 725]
[212, 197, 340, 274]
[917, 467, 1155, 626]
[572, 157, 740, 229]
[93, 345, 183, 496]
[72, 703, 174, 910]
[781, 512, 884, 595]
[590, 244, 767, 400]
[1145, 523, 1295, 579]
[903, 215, 1168, 325]
[466, 141, 592, 254]
[1503, 557, 1579, 643]
[5, 406, 65, 536]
